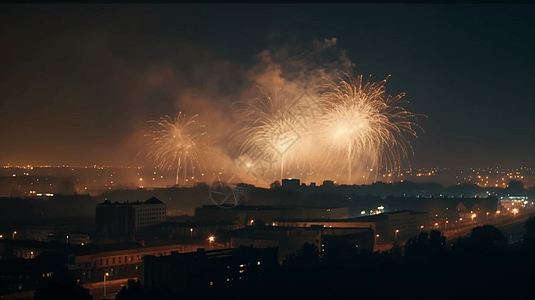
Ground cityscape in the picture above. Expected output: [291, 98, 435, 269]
[1, 3, 534, 300]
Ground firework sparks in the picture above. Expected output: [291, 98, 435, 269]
[146, 112, 208, 186]
[316, 74, 422, 184]
[232, 86, 313, 183]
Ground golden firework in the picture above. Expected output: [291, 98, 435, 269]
[316, 74, 422, 184]
[146, 112, 208, 186]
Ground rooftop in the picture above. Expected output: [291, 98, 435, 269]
[199, 205, 295, 211]
[1, 239, 202, 256]
[97, 197, 165, 206]
[147, 220, 236, 228]
[198, 205, 346, 211]
[145, 246, 278, 261]
[144, 197, 164, 205]
[226, 226, 372, 240]
[273, 218, 368, 223]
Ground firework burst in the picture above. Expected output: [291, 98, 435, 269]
[232, 86, 313, 183]
[316, 74, 422, 184]
[146, 112, 208, 186]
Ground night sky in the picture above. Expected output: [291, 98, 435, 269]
[1, 4, 533, 170]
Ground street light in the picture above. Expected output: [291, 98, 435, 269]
[104, 272, 109, 296]
[375, 234, 379, 246]
[190, 228, 193, 238]
[445, 220, 449, 231]
[12, 231, 17, 240]
[395, 229, 399, 241]
[471, 214, 476, 224]
[419, 225, 424, 232]
[459, 218, 462, 229]
[486, 212, 490, 222]
[208, 236, 215, 249]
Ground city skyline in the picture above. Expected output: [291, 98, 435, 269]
[1, 4, 533, 183]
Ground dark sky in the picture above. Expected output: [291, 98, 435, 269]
[0, 4, 533, 170]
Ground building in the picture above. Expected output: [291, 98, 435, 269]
[371, 196, 499, 220]
[322, 180, 335, 187]
[142, 247, 279, 293]
[0, 239, 208, 285]
[194, 205, 349, 228]
[227, 226, 373, 260]
[136, 221, 238, 240]
[499, 196, 534, 214]
[66, 234, 91, 245]
[273, 211, 429, 245]
[0, 258, 56, 298]
[281, 179, 300, 189]
[20, 224, 74, 242]
[95, 197, 167, 242]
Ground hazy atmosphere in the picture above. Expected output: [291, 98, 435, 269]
[1, 4, 533, 176]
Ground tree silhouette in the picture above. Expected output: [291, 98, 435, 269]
[524, 216, 535, 248]
[270, 181, 281, 189]
[33, 265, 91, 300]
[404, 230, 446, 262]
[470, 225, 507, 248]
[283, 242, 319, 266]
[389, 241, 403, 258]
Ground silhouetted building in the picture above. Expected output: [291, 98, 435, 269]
[0, 258, 55, 298]
[372, 196, 499, 220]
[95, 197, 167, 242]
[142, 247, 278, 293]
[0, 239, 207, 285]
[65, 234, 91, 245]
[227, 226, 373, 260]
[195, 205, 349, 228]
[273, 211, 428, 244]
[282, 179, 300, 189]
[322, 180, 335, 187]
[20, 224, 74, 242]
[137, 221, 238, 240]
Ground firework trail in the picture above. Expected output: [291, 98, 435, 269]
[316, 74, 422, 184]
[146, 112, 208, 186]
[232, 86, 313, 183]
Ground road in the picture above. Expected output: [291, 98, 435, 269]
[84, 278, 134, 300]
[373, 211, 534, 251]
[443, 211, 533, 243]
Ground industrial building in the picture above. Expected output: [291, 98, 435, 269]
[136, 220, 238, 240]
[142, 247, 279, 293]
[194, 205, 349, 228]
[227, 226, 373, 260]
[273, 210, 429, 245]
